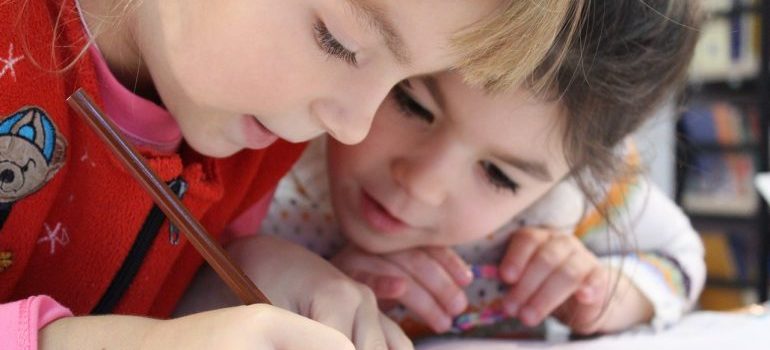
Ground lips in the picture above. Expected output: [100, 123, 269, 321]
[360, 190, 409, 234]
[241, 114, 279, 149]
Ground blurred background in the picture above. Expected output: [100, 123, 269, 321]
[638, 0, 768, 311]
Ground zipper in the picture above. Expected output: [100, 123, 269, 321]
[0, 202, 12, 231]
[92, 177, 188, 314]
[167, 179, 189, 245]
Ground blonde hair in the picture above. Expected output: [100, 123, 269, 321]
[13, 0, 141, 73]
[452, 0, 584, 92]
[22, 0, 578, 92]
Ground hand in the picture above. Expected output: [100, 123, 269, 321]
[498, 227, 653, 334]
[40, 304, 355, 350]
[331, 244, 473, 333]
[552, 270, 654, 334]
[228, 235, 413, 350]
[499, 227, 608, 329]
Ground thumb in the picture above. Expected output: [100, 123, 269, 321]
[349, 270, 407, 299]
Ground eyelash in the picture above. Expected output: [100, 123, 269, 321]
[481, 161, 520, 194]
[392, 84, 520, 194]
[314, 21, 358, 66]
[392, 84, 434, 123]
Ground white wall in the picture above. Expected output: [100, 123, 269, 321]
[633, 102, 677, 198]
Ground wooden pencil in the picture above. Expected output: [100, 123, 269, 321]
[67, 88, 271, 306]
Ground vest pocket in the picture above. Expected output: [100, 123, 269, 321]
[0, 202, 12, 231]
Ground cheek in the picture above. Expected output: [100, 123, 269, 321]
[365, 106, 421, 154]
[329, 109, 403, 175]
[169, 13, 317, 112]
[327, 143, 380, 212]
[193, 47, 303, 110]
[441, 191, 541, 246]
[327, 142, 363, 182]
[438, 198, 519, 245]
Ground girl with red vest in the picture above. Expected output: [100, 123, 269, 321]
[0, 0, 581, 349]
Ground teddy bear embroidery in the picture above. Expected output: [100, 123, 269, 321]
[0, 106, 67, 204]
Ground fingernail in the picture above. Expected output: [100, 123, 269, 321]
[520, 306, 538, 326]
[461, 268, 473, 284]
[436, 316, 452, 332]
[502, 267, 518, 282]
[505, 301, 519, 316]
[580, 286, 595, 302]
[449, 293, 468, 314]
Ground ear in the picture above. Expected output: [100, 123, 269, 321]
[10, 109, 35, 134]
[44, 132, 68, 181]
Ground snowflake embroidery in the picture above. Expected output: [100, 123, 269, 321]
[0, 43, 24, 82]
[80, 151, 97, 167]
[38, 222, 71, 255]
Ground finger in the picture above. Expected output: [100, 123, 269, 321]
[424, 246, 473, 286]
[504, 235, 572, 316]
[566, 299, 606, 335]
[349, 270, 408, 299]
[352, 288, 390, 350]
[397, 276, 454, 333]
[308, 282, 362, 339]
[312, 304, 357, 340]
[389, 250, 468, 316]
[253, 305, 356, 350]
[518, 251, 593, 326]
[380, 313, 415, 350]
[576, 266, 610, 305]
[561, 269, 611, 334]
[333, 250, 410, 299]
[378, 299, 400, 312]
[499, 228, 550, 283]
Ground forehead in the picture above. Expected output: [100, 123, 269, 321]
[436, 72, 568, 171]
[350, 0, 501, 69]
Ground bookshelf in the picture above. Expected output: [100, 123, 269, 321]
[757, 0, 769, 302]
[675, 0, 769, 304]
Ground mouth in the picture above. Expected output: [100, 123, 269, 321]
[241, 114, 279, 149]
[360, 190, 409, 234]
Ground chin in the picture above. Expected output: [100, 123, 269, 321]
[356, 235, 410, 255]
[185, 138, 240, 158]
[356, 243, 395, 255]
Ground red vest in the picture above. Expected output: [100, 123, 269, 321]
[0, 0, 305, 317]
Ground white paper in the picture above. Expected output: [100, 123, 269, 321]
[417, 310, 770, 350]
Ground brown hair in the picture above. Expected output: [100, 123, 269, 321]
[529, 1, 702, 327]
[541, 0, 702, 212]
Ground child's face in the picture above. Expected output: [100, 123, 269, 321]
[138, 0, 500, 157]
[328, 72, 571, 254]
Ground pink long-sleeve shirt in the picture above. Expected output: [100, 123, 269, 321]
[0, 296, 72, 350]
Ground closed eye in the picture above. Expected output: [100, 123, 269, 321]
[392, 84, 434, 123]
[481, 161, 519, 194]
[314, 21, 358, 66]
[21, 158, 36, 173]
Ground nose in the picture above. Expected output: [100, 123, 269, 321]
[311, 79, 393, 145]
[390, 142, 454, 207]
[0, 169, 14, 183]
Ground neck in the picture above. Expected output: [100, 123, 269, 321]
[77, 0, 161, 104]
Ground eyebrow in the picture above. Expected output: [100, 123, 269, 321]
[422, 75, 552, 182]
[345, 0, 411, 65]
[497, 154, 553, 182]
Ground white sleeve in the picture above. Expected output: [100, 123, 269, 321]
[581, 176, 706, 330]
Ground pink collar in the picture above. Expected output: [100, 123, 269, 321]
[88, 45, 182, 153]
